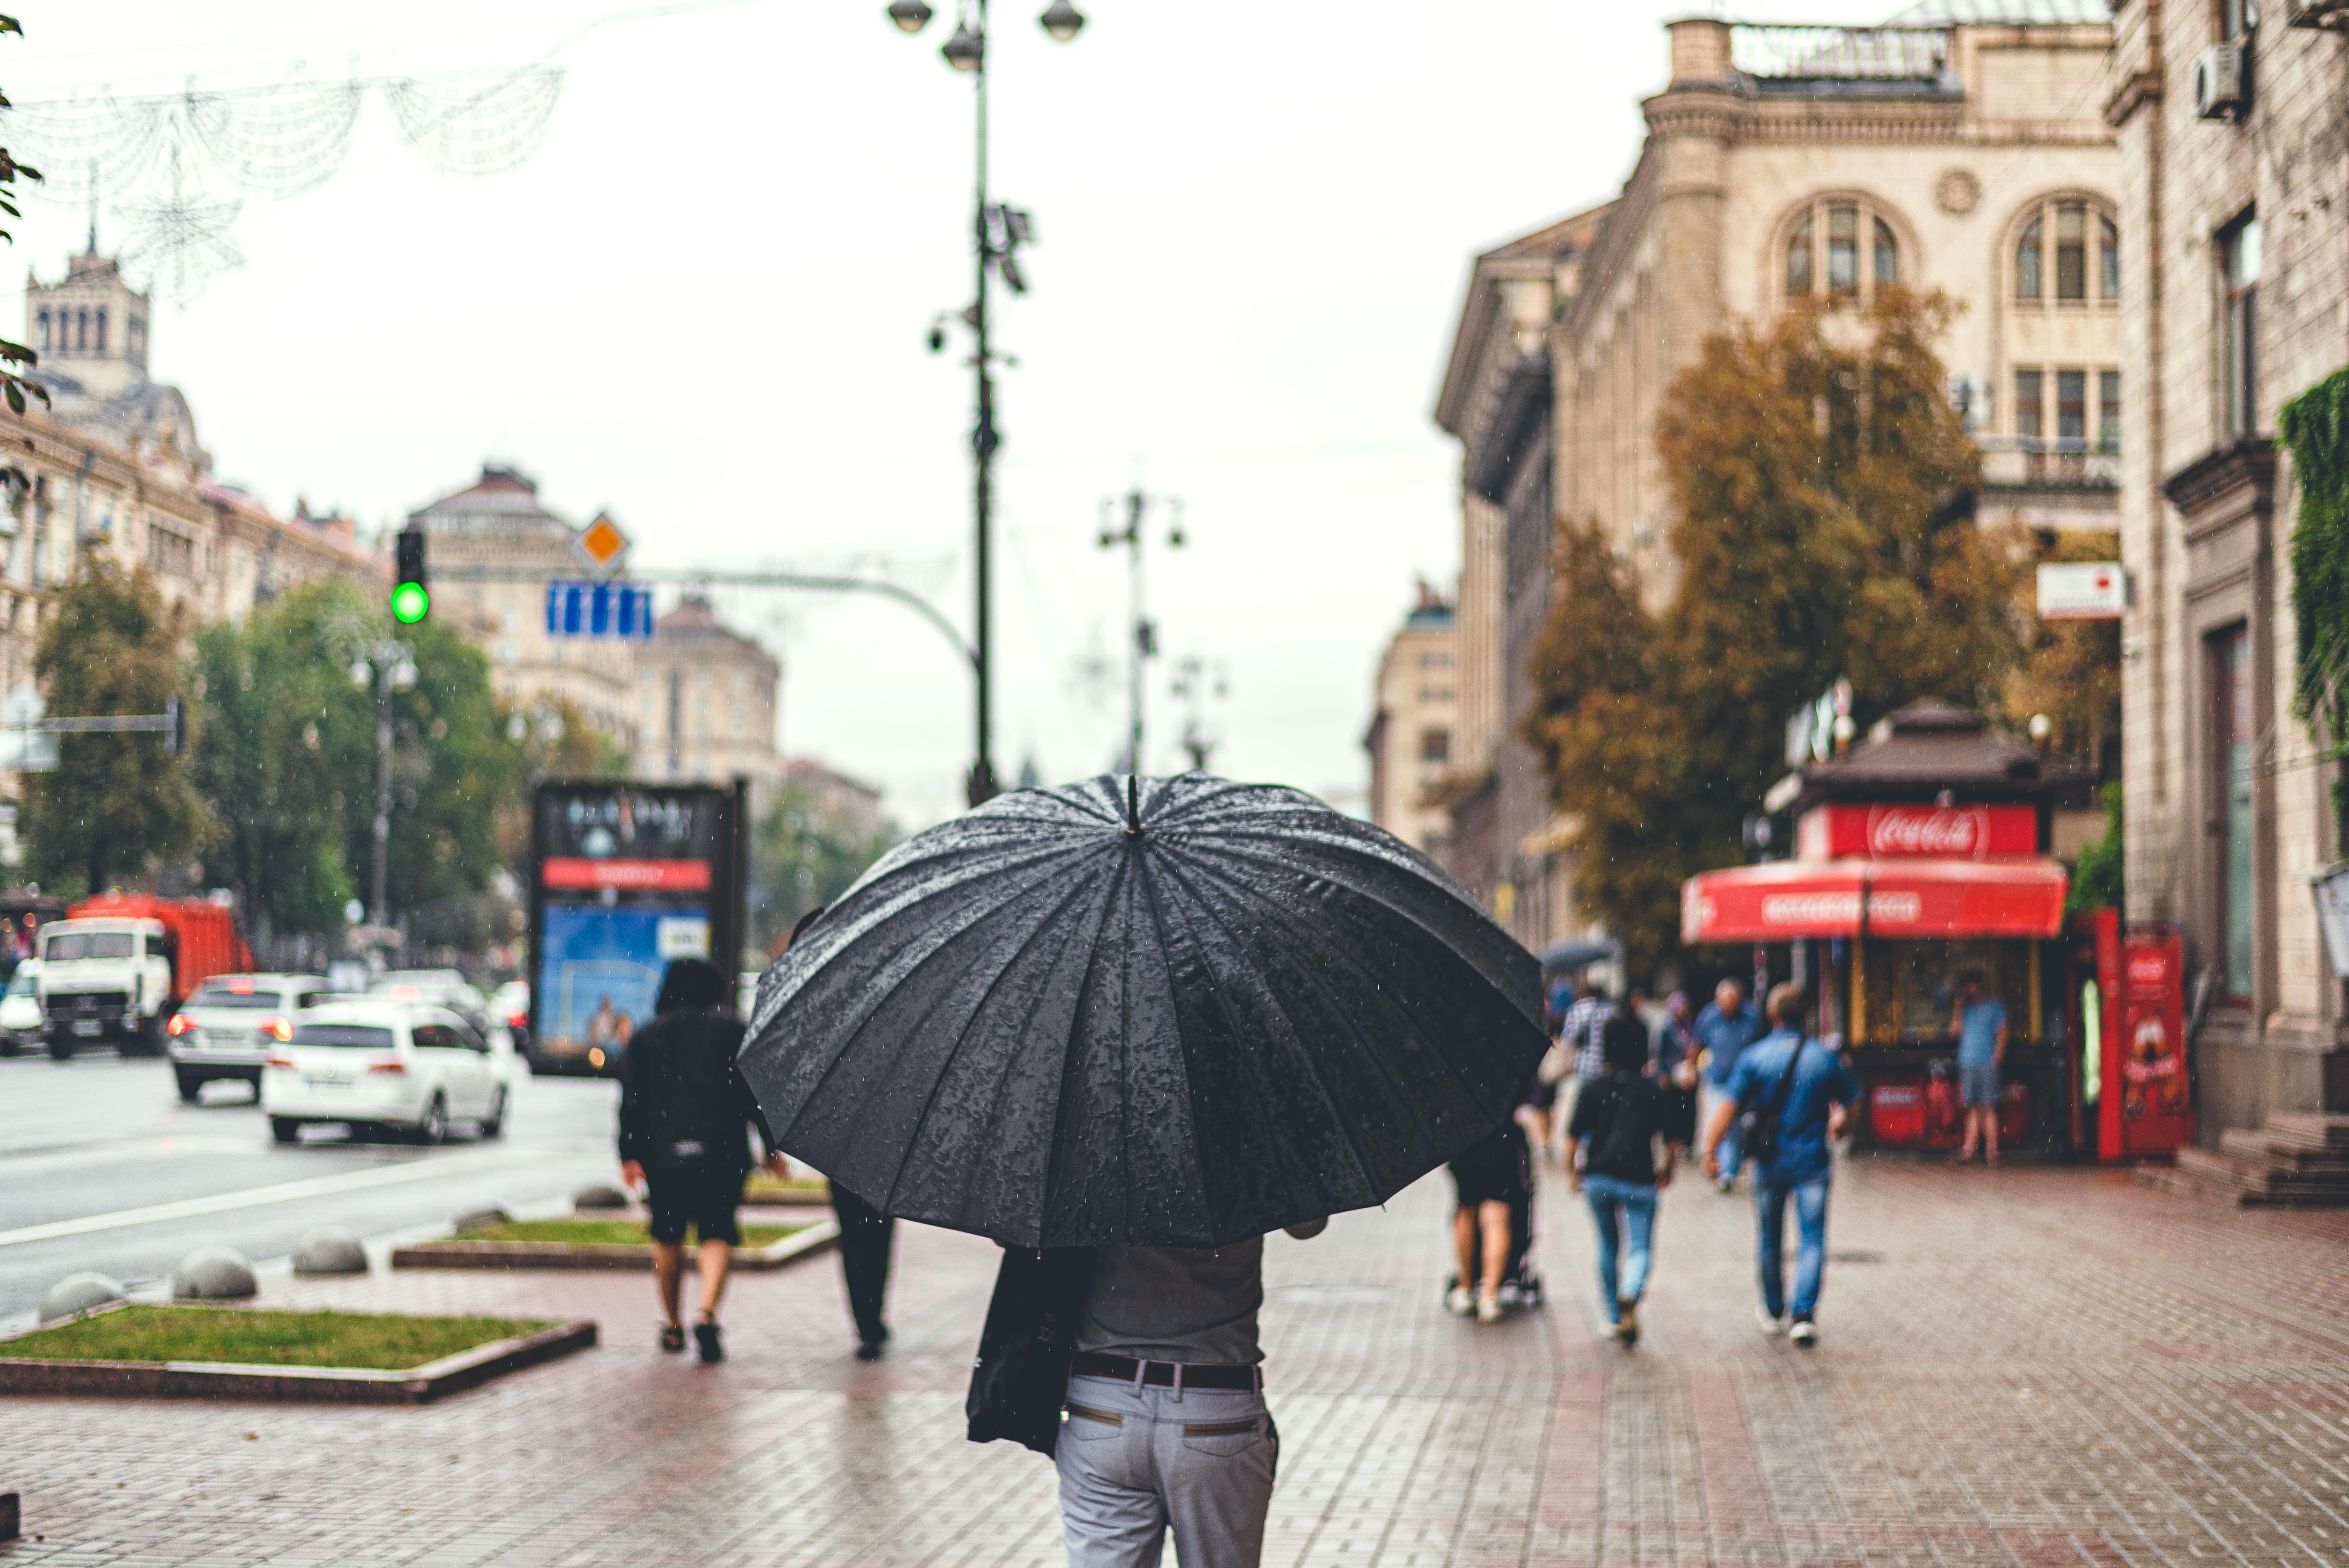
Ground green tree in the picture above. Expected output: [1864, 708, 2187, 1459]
[338, 617, 525, 920]
[0, 14, 48, 425]
[189, 583, 368, 938]
[1524, 291, 2030, 974]
[748, 780, 895, 953]
[2278, 369, 2349, 840]
[23, 559, 212, 896]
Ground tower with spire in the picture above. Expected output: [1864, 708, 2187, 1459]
[22, 239, 206, 474]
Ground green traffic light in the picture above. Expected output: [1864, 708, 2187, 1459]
[391, 581, 430, 624]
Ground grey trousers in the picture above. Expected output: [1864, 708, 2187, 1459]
[1055, 1372, 1276, 1568]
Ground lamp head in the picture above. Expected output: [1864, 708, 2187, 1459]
[941, 21, 984, 69]
[886, 0, 934, 33]
[1039, 0, 1086, 41]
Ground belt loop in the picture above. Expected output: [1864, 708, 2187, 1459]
[1172, 1361, 1184, 1404]
[1131, 1357, 1147, 1393]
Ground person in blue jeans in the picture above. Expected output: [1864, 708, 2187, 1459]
[1701, 982, 1858, 1347]
[1692, 979, 1766, 1192]
[1951, 969, 2009, 1165]
[1564, 1012, 1690, 1347]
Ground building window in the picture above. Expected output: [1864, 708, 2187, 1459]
[75, 310, 87, 351]
[1419, 729, 1451, 764]
[2015, 370, 2044, 440]
[1785, 214, 1813, 294]
[94, 309, 106, 353]
[2056, 369, 2087, 442]
[2221, 213, 2261, 439]
[2099, 215, 2121, 299]
[2221, 0, 2253, 38]
[34, 310, 47, 353]
[2016, 218, 2042, 299]
[2099, 370, 2121, 452]
[2212, 624, 2255, 1001]
[1783, 199, 1900, 302]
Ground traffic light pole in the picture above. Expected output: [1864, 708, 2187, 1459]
[356, 638, 411, 930]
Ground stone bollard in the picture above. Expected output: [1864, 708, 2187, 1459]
[572, 1183, 630, 1210]
[38, 1271, 126, 1323]
[171, 1246, 258, 1300]
[292, 1227, 369, 1276]
[452, 1206, 512, 1235]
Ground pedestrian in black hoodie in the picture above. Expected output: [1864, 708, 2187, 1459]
[617, 957, 783, 1363]
[1563, 1010, 1692, 1347]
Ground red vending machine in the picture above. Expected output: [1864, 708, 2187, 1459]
[2096, 920, 2194, 1159]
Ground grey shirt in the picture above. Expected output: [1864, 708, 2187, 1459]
[1075, 1221, 1326, 1367]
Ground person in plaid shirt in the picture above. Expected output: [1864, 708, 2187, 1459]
[1561, 984, 1619, 1082]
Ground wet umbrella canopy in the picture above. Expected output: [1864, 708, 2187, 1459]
[740, 774, 1545, 1249]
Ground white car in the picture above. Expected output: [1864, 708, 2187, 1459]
[262, 1001, 514, 1146]
[0, 960, 40, 1055]
[166, 973, 337, 1102]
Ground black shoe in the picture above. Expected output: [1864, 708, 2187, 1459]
[855, 1340, 884, 1361]
[659, 1324, 687, 1354]
[694, 1320, 724, 1363]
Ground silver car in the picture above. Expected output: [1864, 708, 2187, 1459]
[167, 973, 337, 1101]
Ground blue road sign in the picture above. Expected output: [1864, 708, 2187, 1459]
[545, 581, 656, 639]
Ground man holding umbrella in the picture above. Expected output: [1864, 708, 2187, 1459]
[738, 775, 1549, 1568]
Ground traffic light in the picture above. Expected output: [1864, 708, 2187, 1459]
[392, 528, 430, 624]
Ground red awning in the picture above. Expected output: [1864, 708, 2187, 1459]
[1681, 857, 2068, 944]
[541, 857, 713, 893]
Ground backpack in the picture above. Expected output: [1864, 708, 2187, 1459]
[1738, 1038, 1806, 1168]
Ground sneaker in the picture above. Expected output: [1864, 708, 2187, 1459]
[1476, 1292, 1504, 1324]
[1616, 1297, 1639, 1340]
[1755, 1305, 1785, 1336]
[1789, 1317, 1818, 1346]
[854, 1339, 884, 1362]
[1716, 1175, 1735, 1194]
[1447, 1286, 1475, 1317]
[693, 1319, 724, 1364]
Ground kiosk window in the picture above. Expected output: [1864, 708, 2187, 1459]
[1886, 939, 2026, 1042]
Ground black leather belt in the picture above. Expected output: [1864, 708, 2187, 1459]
[1071, 1351, 1262, 1391]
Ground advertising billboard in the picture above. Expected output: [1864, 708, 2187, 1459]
[527, 780, 747, 1074]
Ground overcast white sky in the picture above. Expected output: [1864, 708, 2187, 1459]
[2, 0, 1893, 828]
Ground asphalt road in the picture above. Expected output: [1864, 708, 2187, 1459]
[0, 1048, 624, 1322]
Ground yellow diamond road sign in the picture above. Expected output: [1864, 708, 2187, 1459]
[578, 514, 629, 569]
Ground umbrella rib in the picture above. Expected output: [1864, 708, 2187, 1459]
[1166, 835, 1535, 1020]
[872, 858, 1118, 1223]
[1150, 843, 1475, 1165]
[1130, 841, 1214, 1241]
[1141, 847, 1384, 1223]
[1038, 841, 1135, 1243]
[772, 852, 1089, 1148]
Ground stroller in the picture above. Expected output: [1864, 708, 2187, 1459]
[1441, 1126, 1545, 1309]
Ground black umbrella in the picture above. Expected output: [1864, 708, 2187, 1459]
[740, 774, 1544, 1250]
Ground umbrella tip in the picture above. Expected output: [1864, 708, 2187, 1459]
[1126, 773, 1141, 834]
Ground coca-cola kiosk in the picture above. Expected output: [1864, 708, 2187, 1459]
[1682, 701, 2115, 1156]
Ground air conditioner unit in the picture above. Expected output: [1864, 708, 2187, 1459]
[2194, 43, 2246, 120]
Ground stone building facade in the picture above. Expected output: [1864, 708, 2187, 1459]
[634, 593, 784, 798]
[0, 248, 381, 709]
[406, 466, 639, 749]
[1362, 583, 1459, 857]
[2104, 0, 2349, 1136]
[1431, 0, 2122, 958]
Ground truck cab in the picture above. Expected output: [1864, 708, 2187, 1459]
[39, 918, 175, 1059]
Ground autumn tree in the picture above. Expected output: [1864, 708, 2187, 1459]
[23, 559, 212, 896]
[1524, 291, 2030, 973]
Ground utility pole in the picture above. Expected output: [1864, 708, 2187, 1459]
[1097, 485, 1183, 774]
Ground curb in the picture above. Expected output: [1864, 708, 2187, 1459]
[0, 1310, 597, 1404]
[741, 1187, 833, 1207]
[391, 1219, 839, 1272]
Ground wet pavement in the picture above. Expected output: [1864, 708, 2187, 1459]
[6, 1151, 2348, 1566]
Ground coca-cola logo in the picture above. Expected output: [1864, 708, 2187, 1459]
[1868, 806, 1986, 859]
[2127, 951, 2167, 985]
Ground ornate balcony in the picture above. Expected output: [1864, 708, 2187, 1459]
[1978, 436, 2121, 491]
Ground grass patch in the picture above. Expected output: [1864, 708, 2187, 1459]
[5, 1306, 549, 1370]
[744, 1172, 829, 1192]
[465, 1219, 806, 1247]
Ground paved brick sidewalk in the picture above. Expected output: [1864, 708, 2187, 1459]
[7, 1156, 2349, 1567]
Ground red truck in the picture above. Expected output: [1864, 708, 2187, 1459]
[38, 894, 257, 1059]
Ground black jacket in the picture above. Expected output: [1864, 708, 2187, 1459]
[1567, 1070, 1695, 1185]
[615, 1005, 774, 1173]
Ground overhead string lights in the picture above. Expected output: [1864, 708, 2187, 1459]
[2, 63, 563, 303]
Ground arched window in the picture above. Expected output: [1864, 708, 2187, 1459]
[2013, 196, 2117, 306]
[1782, 197, 1906, 303]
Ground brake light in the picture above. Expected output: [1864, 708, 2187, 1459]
[587, 1047, 606, 1069]
[365, 1057, 407, 1074]
[166, 1013, 195, 1037]
[265, 1052, 296, 1070]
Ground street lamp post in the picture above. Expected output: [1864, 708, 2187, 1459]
[1097, 485, 1182, 774]
[349, 639, 416, 928]
[888, 0, 1085, 807]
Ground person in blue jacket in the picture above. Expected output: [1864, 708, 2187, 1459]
[1691, 978, 1766, 1191]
